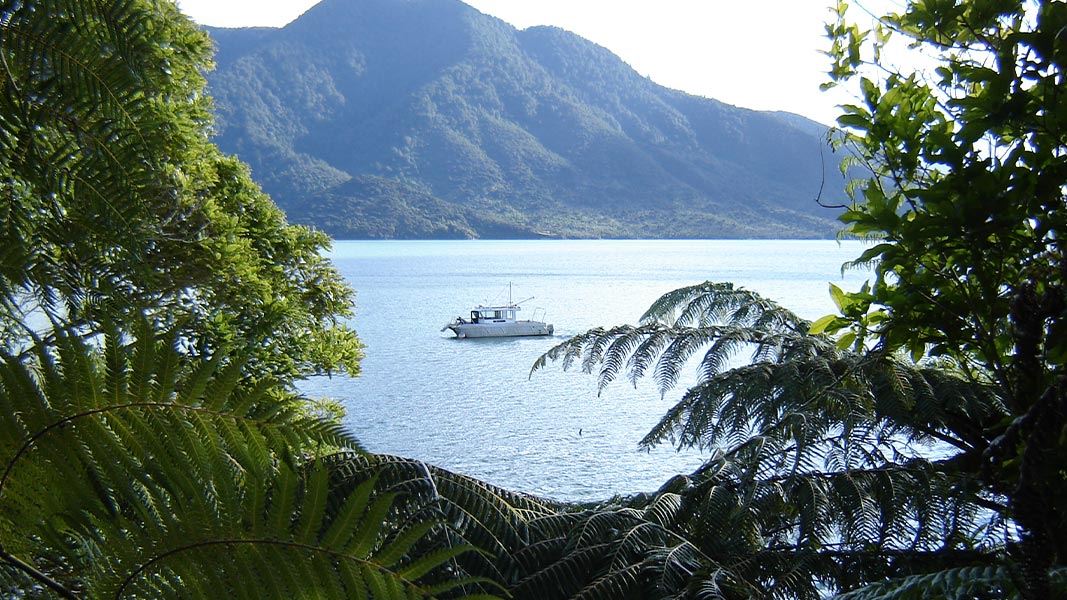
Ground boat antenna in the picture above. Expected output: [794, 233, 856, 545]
[489, 285, 505, 305]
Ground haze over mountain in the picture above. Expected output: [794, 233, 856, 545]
[205, 0, 846, 238]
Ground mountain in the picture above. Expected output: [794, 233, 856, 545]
[205, 0, 846, 239]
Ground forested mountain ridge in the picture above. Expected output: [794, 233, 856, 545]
[206, 0, 845, 238]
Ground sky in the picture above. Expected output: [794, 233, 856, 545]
[175, 0, 905, 126]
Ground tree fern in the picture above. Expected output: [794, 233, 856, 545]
[534, 282, 1014, 597]
[0, 1, 495, 596]
[835, 565, 1067, 600]
[640, 282, 805, 333]
[319, 452, 737, 599]
[0, 323, 491, 598]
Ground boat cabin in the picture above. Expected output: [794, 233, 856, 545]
[470, 305, 519, 324]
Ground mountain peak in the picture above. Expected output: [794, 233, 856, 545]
[205, 0, 843, 239]
[286, 0, 474, 33]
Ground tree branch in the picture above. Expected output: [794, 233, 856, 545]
[0, 546, 79, 600]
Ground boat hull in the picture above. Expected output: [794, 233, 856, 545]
[447, 321, 553, 338]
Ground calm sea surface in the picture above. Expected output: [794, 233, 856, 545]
[300, 240, 871, 502]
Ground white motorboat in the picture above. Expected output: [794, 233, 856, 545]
[442, 286, 553, 338]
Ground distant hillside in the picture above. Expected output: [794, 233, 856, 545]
[205, 0, 846, 239]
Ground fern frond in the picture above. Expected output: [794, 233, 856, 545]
[833, 564, 1061, 599]
[0, 323, 495, 598]
[640, 281, 805, 333]
[532, 282, 1020, 597]
[536, 321, 793, 397]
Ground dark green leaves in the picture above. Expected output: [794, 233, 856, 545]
[827, 0, 1067, 596]
[535, 281, 1009, 597]
[0, 0, 362, 380]
[0, 325, 485, 599]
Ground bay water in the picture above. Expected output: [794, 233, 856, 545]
[300, 240, 871, 502]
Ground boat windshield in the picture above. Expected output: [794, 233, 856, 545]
[471, 309, 514, 321]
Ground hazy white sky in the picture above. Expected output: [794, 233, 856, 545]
[176, 0, 903, 125]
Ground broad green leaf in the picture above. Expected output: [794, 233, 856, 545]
[809, 314, 840, 335]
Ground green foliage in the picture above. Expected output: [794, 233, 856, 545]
[535, 282, 1017, 598]
[322, 453, 720, 599]
[0, 0, 362, 379]
[0, 324, 487, 598]
[0, 1, 492, 597]
[836, 565, 1067, 600]
[13, 0, 1065, 598]
[824, 0, 1067, 596]
[206, 0, 843, 240]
